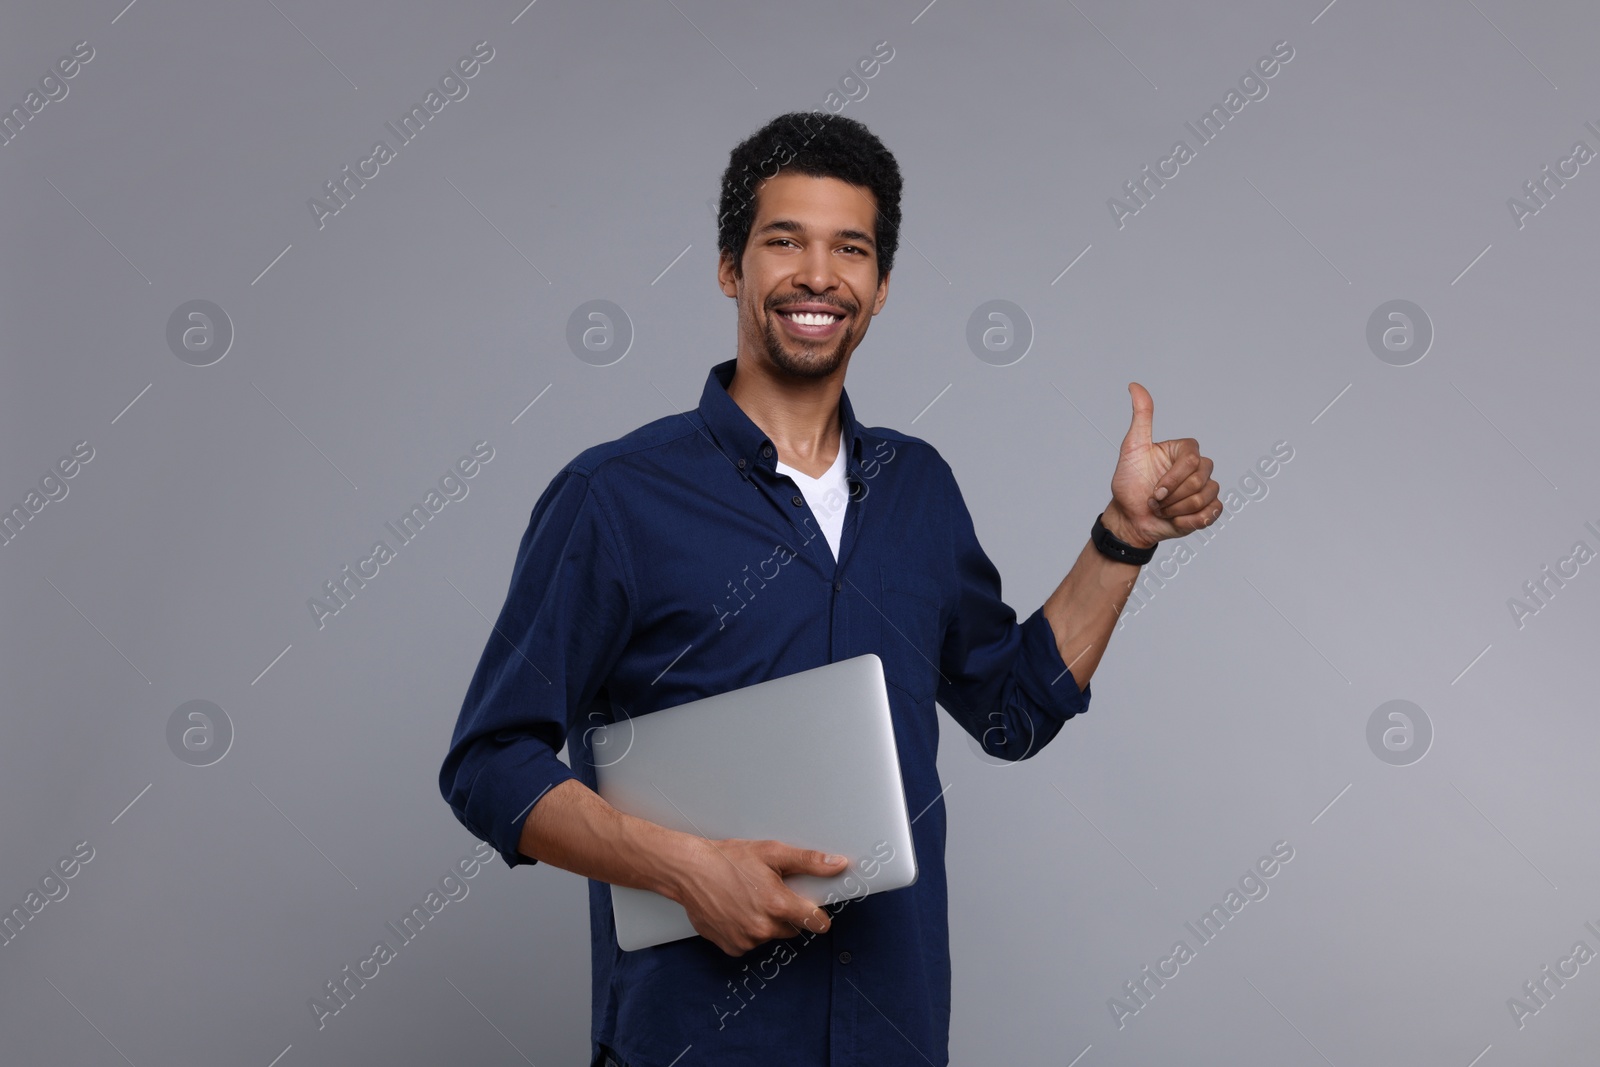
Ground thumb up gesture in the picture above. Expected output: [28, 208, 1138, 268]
[1104, 383, 1221, 549]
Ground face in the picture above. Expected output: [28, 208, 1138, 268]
[718, 172, 890, 380]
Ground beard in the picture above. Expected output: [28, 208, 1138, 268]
[757, 304, 858, 380]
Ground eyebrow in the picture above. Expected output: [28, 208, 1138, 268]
[754, 218, 877, 251]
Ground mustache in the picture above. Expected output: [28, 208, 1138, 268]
[769, 298, 855, 315]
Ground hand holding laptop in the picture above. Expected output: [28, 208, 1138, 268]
[671, 838, 849, 956]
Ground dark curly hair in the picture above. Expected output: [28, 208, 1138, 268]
[717, 111, 902, 283]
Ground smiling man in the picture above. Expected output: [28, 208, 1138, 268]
[440, 111, 1221, 1067]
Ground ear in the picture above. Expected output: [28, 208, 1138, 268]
[717, 248, 740, 299]
[870, 270, 890, 316]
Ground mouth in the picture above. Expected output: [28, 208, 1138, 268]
[773, 304, 849, 340]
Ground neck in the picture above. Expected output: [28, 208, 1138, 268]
[725, 351, 845, 478]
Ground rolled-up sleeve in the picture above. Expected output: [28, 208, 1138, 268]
[933, 460, 1091, 762]
[439, 467, 634, 868]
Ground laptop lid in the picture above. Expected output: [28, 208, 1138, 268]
[591, 653, 919, 951]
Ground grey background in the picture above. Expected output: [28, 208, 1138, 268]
[3, 0, 1596, 1064]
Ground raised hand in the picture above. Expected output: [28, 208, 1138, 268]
[1105, 382, 1221, 548]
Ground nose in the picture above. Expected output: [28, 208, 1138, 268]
[793, 243, 842, 295]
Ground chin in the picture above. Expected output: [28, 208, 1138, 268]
[768, 351, 845, 379]
[760, 324, 854, 380]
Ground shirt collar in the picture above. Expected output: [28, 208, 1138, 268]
[697, 359, 866, 484]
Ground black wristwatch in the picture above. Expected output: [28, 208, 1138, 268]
[1091, 511, 1156, 566]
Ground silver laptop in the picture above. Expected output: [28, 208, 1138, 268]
[591, 653, 919, 951]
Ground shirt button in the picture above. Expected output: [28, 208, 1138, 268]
[834, 581, 843, 592]
[838, 951, 852, 964]
[761, 444, 773, 458]
[791, 494, 804, 507]
[736, 458, 746, 470]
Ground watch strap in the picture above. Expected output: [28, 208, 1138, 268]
[1091, 511, 1156, 565]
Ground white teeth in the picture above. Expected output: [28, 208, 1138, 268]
[783, 311, 840, 326]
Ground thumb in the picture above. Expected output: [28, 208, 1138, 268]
[1122, 382, 1154, 452]
[770, 845, 849, 877]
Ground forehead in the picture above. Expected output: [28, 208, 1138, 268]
[751, 172, 879, 235]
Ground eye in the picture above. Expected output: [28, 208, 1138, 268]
[769, 238, 797, 248]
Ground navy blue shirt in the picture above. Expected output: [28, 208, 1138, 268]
[440, 359, 1092, 1067]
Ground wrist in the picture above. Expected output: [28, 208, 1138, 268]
[651, 829, 712, 904]
[1101, 502, 1157, 550]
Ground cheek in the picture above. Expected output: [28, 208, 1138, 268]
[753, 295, 781, 334]
[753, 289, 773, 317]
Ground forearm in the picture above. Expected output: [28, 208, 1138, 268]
[1039, 502, 1147, 692]
[518, 778, 707, 902]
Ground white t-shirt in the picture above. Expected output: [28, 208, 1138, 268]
[774, 432, 849, 563]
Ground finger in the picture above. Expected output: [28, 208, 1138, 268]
[776, 894, 833, 939]
[1122, 383, 1154, 452]
[759, 890, 829, 943]
[761, 844, 851, 876]
[1154, 460, 1214, 512]
[1156, 483, 1206, 516]
[1150, 450, 1200, 503]
[1170, 486, 1223, 532]
[767, 843, 847, 877]
[1159, 479, 1219, 518]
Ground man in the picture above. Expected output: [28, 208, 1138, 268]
[439, 111, 1220, 1067]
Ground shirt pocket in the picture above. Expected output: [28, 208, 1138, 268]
[877, 564, 944, 703]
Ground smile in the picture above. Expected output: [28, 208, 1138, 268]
[781, 310, 842, 325]
[776, 307, 847, 337]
